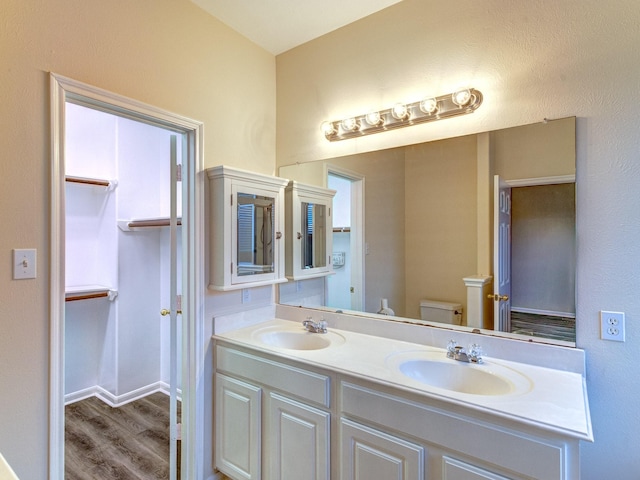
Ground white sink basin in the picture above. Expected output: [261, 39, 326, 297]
[387, 350, 532, 396]
[252, 326, 345, 350]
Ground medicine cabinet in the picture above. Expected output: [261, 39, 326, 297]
[285, 181, 336, 280]
[207, 166, 289, 290]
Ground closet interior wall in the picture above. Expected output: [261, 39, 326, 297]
[64, 103, 182, 406]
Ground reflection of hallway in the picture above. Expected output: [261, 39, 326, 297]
[510, 311, 576, 343]
[65, 392, 179, 479]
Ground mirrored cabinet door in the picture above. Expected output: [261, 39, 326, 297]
[301, 201, 327, 270]
[285, 181, 336, 280]
[234, 189, 277, 279]
[207, 166, 288, 290]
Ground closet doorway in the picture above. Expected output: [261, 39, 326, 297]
[50, 74, 204, 479]
[326, 167, 364, 312]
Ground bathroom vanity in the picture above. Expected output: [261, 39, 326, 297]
[213, 314, 592, 480]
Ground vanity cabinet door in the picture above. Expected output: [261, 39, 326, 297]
[340, 418, 425, 480]
[267, 392, 330, 480]
[215, 373, 262, 480]
[441, 456, 513, 480]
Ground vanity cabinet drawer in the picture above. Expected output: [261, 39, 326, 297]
[340, 381, 565, 480]
[216, 345, 331, 408]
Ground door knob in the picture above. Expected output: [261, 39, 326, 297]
[487, 294, 509, 302]
[160, 309, 182, 316]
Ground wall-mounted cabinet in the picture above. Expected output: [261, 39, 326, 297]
[285, 181, 336, 280]
[207, 166, 289, 290]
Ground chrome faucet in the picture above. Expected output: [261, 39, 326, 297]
[303, 317, 328, 334]
[446, 340, 483, 364]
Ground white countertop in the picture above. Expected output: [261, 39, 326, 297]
[214, 318, 593, 442]
[0, 453, 19, 480]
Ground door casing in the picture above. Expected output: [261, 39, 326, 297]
[49, 73, 205, 479]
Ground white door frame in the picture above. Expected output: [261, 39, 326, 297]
[326, 165, 365, 311]
[49, 73, 205, 479]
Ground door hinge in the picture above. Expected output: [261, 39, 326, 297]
[176, 164, 182, 182]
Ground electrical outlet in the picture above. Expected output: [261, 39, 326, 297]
[600, 311, 625, 342]
[242, 289, 251, 304]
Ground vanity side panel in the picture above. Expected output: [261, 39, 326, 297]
[340, 381, 565, 480]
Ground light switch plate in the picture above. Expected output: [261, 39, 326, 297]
[13, 248, 37, 279]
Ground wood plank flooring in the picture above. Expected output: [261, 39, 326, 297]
[65, 392, 179, 479]
[511, 311, 576, 342]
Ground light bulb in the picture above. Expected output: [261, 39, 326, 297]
[321, 121, 336, 136]
[365, 111, 383, 126]
[391, 103, 409, 120]
[452, 89, 472, 107]
[419, 98, 439, 115]
[341, 117, 359, 131]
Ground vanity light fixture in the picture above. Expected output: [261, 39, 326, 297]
[322, 87, 483, 141]
[365, 111, 384, 126]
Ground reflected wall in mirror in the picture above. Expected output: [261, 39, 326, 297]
[278, 117, 576, 345]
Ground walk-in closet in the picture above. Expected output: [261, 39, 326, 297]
[63, 102, 182, 478]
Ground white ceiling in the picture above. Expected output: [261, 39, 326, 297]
[190, 0, 403, 55]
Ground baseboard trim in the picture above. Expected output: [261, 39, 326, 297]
[65, 382, 182, 407]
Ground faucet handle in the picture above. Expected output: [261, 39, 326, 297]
[446, 340, 458, 358]
[468, 343, 483, 364]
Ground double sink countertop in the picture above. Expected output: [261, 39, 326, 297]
[214, 317, 593, 442]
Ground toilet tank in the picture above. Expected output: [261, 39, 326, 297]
[420, 299, 463, 325]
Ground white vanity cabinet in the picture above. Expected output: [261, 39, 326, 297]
[340, 380, 578, 480]
[214, 344, 332, 480]
[207, 166, 289, 290]
[213, 340, 582, 480]
[285, 181, 336, 280]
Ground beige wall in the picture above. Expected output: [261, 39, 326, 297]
[492, 117, 576, 180]
[0, 0, 275, 477]
[404, 136, 477, 321]
[276, 0, 640, 476]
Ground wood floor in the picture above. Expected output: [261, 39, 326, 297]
[65, 392, 179, 479]
[511, 311, 576, 342]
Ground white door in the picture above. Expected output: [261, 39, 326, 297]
[168, 135, 181, 480]
[493, 175, 512, 332]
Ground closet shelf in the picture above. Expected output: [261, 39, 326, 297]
[65, 175, 117, 189]
[118, 217, 182, 231]
[65, 285, 118, 302]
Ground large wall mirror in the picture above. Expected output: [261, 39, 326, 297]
[278, 117, 576, 346]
